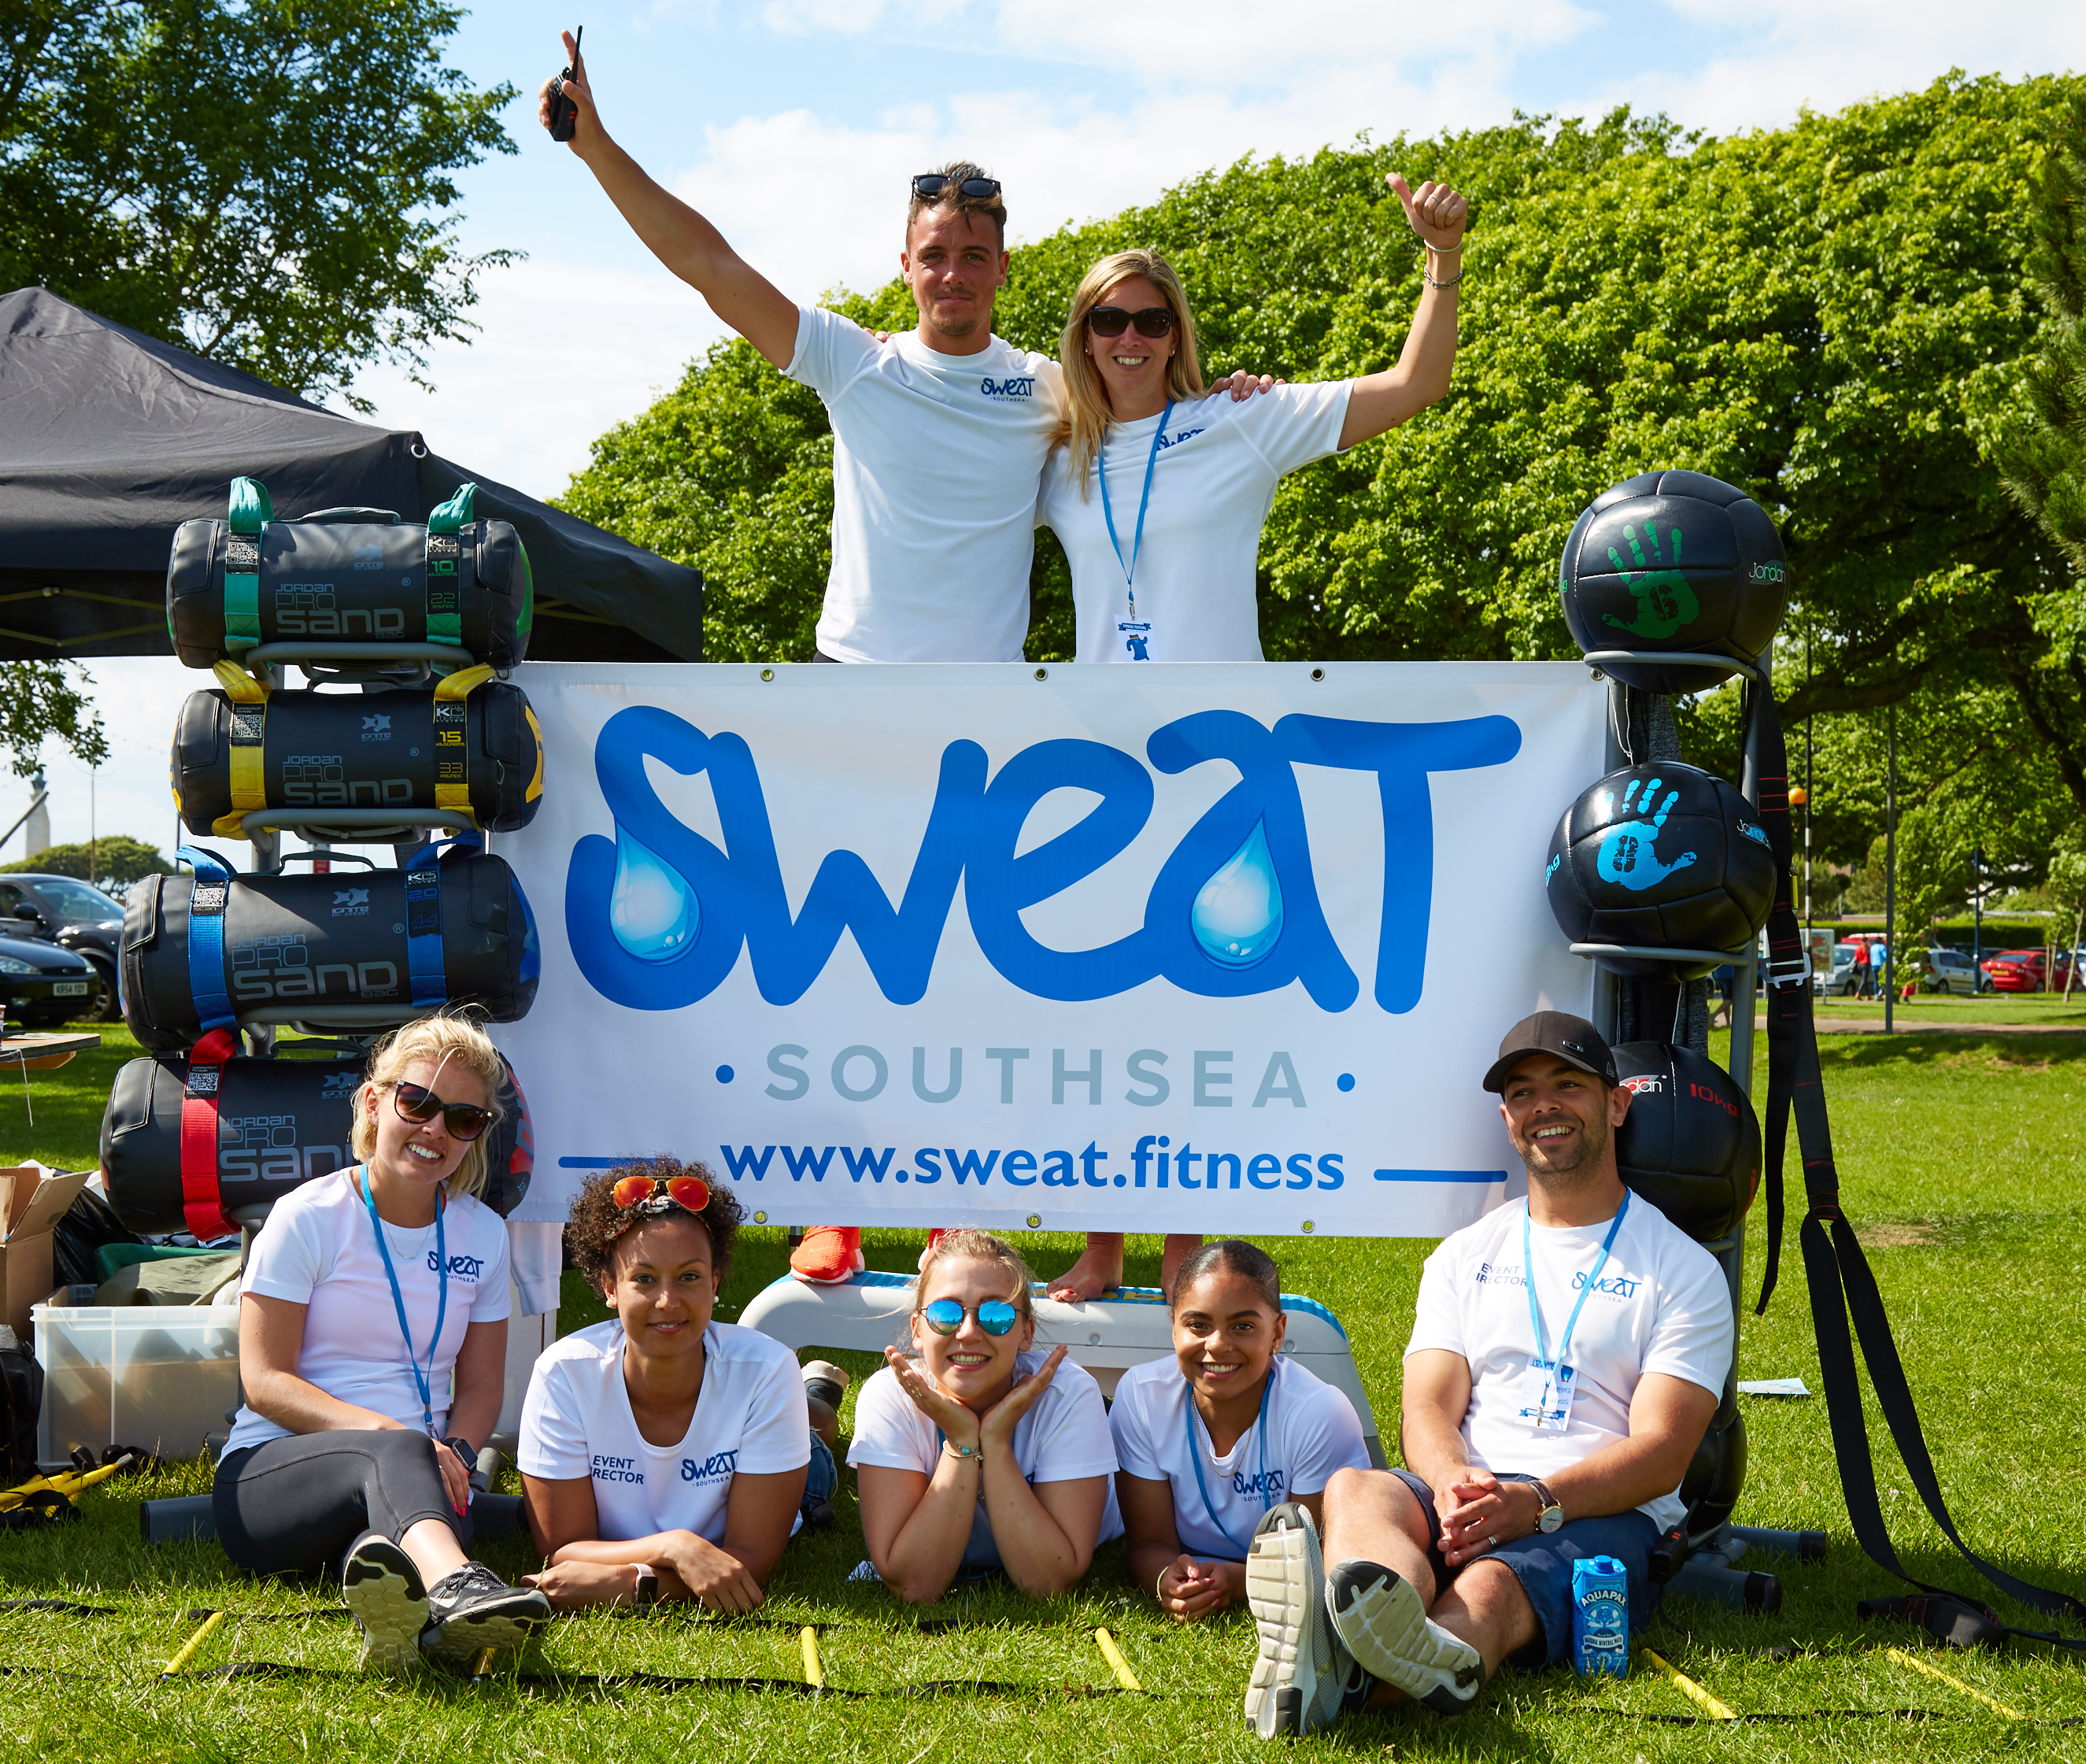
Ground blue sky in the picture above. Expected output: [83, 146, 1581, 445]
[13, 0, 2084, 862]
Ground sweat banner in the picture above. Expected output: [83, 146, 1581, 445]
[492, 662, 1607, 1236]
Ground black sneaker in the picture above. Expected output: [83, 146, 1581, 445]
[419, 1562, 551, 1669]
[1326, 1559, 1484, 1716]
[340, 1530, 428, 1677]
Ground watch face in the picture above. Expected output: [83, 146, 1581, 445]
[1540, 1507, 1563, 1533]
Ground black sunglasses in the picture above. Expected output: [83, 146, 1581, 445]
[1086, 305, 1175, 339]
[390, 1080, 492, 1141]
[912, 173, 1001, 201]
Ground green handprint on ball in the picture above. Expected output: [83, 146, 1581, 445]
[1594, 777, 1699, 892]
[1601, 517, 1699, 638]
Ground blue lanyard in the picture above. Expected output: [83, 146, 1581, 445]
[361, 1163, 448, 1438]
[1098, 401, 1172, 605]
[1183, 1361, 1274, 1558]
[1523, 1191, 1629, 1371]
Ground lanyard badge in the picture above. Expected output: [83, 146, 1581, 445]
[1185, 1361, 1275, 1556]
[1517, 1192, 1629, 1433]
[361, 1163, 449, 1439]
[1099, 402, 1171, 661]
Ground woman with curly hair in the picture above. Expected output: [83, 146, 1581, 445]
[215, 1015, 551, 1676]
[849, 1230, 1120, 1603]
[517, 1159, 838, 1611]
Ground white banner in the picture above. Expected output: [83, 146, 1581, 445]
[492, 662, 1606, 1237]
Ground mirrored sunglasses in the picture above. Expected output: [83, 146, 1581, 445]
[612, 1173, 712, 1215]
[1086, 305, 1174, 339]
[390, 1080, 491, 1141]
[921, 1297, 1022, 1337]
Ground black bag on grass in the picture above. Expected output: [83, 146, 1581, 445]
[165, 479, 532, 669]
[1, 1337, 43, 1481]
[170, 665, 545, 840]
[120, 839, 539, 1052]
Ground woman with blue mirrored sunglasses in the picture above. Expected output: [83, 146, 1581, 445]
[849, 1230, 1123, 1603]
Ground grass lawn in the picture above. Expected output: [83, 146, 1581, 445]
[3, 1021, 2084, 1759]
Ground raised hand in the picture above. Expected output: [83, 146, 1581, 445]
[977, 1342, 1068, 1447]
[1388, 174, 1469, 257]
[538, 30, 597, 152]
[882, 1345, 982, 1451]
[1593, 777, 1699, 893]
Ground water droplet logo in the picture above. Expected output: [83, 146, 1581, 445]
[608, 827, 700, 962]
[1191, 820, 1284, 968]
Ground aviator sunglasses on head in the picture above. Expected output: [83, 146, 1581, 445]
[1086, 305, 1175, 339]
[611, 1173, 712, 1215]
[911, 172, 1001, 201]
[920, 1297, 1023, 1336]
[389, 1080, 491, 1141]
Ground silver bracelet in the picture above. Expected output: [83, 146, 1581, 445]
[942, 1440, 983, 1465]
[1424, 263, 1465, 290]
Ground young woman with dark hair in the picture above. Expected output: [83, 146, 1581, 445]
[516, 1159, 838, 1612]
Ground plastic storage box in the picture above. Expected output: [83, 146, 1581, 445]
[33, 1302, 239, 1463]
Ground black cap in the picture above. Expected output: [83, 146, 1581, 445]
[1481, 1011, 1617, 1093]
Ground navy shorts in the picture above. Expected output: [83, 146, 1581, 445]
[1387, 1468, 1658, 1669]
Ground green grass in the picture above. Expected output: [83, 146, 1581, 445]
[4, 1022, 2085, 1758]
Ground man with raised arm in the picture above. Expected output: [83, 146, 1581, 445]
[1240, 1012, 1733, 1736]
[541, 35, 1267, 1285]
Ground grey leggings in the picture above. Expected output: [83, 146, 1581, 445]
[213, 1429, 472, 1578]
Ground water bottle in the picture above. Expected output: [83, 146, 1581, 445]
[1570, 1554, 1630, 1677]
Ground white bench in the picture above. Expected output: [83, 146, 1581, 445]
[737, 1270, 1388, 1469]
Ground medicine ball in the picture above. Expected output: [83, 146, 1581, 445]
[1611, 1041, 1759, 1242]
[1545, 761, 1777, 981]
[1558, 470, 1787, 692]
[101, 1048, 534, 1234]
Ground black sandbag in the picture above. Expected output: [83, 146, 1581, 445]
[165, 485, 531, 668]
[171, 675, 544, 838]
[120, 847, 538, 1052]
[101, 1049, 534, 1233]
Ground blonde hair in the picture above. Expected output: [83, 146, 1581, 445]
[350, 1014, 510, 1202]
[912, 1229, 1038, 1325]
[1052, 248, 1206, 495]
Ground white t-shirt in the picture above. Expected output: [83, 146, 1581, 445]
[1109, 1354, 1371, 1561]
[786, 305, 1061, 664]
[224, 1168, 511, 1454]
[1035, 381, 1352, 664]
[847, 1351, 1123, 1568]
[1404, 1194, 1733, 1532]
[517, 1318, 810, 1544]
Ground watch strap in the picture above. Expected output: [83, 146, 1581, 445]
[1531, 1478, 1563, 1527]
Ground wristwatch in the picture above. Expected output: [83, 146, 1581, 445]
[1532, 1479, 1564, 1534]
[631, 1562, 658, 1610]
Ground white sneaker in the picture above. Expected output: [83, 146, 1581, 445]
[340, 1530, 427, 1677]
[1244, 1503, 1369, 1736]
[1325, 1558, 1484, 1716]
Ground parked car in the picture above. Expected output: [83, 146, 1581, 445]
[0, 929, 104, 1030]
[1925, 948, 1988, 994]
[0, 871, 125, 1021]
[1981, 949, 2075, 993]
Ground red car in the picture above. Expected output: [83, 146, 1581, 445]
[1980, 949, 2075, 993]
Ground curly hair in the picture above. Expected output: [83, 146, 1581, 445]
[566, 1157, 742, 1292]
[350, 1014, 510, 1201]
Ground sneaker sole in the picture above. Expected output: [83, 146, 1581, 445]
[1245, 1503, 1330, 1738]
[422, 1595, 551, 1670]
[1327, 1562, 1482, 1716]
[341, 1537, 427, 1677]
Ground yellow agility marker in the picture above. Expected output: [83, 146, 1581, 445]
[1637, 1647, 1737, 1721]
[160, 1610, 227, 1677]
[800, 1625, 825, 1690]
[1093, 1628, 1143, 1694]
[1884, 1647, 2024, 1721]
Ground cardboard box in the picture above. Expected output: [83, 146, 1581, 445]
[0, 1164, 93, 1341]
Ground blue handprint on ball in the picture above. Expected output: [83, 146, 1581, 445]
[1594, 777, 1699, 892]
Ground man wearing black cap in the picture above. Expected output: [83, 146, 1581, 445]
[1239, 1011, 1732, 1736]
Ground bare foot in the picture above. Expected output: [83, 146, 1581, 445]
[1048, 1233, 1125, 1303]
[1160, 1233, 1204, 1299]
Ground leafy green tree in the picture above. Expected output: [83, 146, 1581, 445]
[2048, 835, 2086, 996]
[0, 834, 167, 886]
[2, 0, 517, 406]
[2, 661, 107, 778]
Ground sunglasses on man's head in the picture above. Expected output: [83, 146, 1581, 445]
[920, 1297, 1023, 1337]
[1086, 305, 1175, 339]
[612, 1174, 712, 1215]
[390, 1081, 491, 1141]
[912, 173, 1001, 201]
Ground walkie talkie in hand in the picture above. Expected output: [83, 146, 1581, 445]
[547, 26, 583, 142]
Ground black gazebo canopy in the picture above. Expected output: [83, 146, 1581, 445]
[0, 287, 701, 662]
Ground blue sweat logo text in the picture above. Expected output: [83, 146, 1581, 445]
[565, 708, 1520, 1012]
